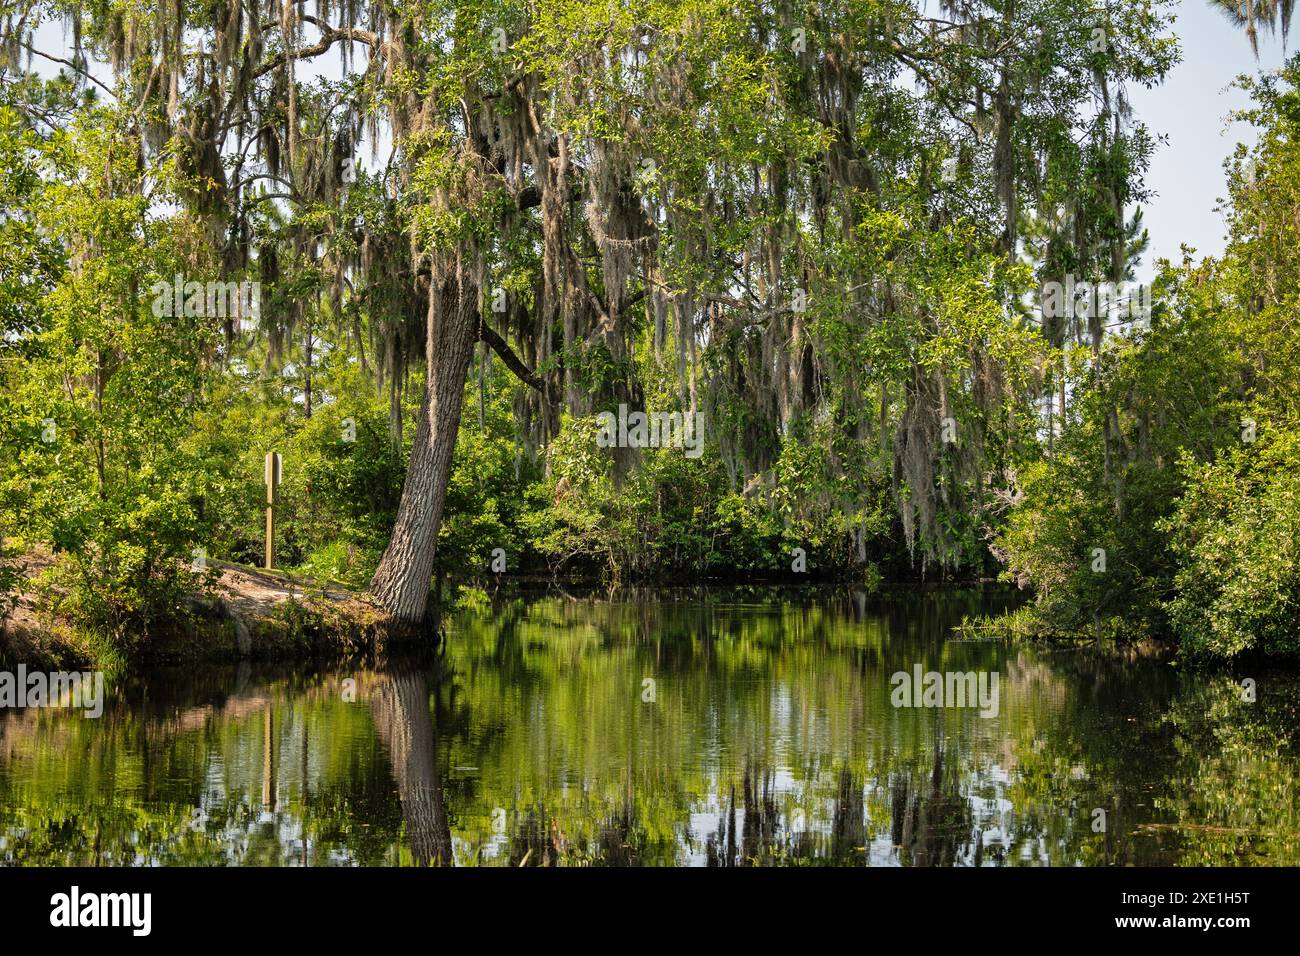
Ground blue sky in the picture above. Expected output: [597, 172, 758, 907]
[1130, 0, 1290, 276]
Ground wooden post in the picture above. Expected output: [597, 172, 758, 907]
[264, 451, 281, 569]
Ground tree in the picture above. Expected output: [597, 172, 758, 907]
[1210, 0, 1295, 56]
[0, 0, 1181, 630]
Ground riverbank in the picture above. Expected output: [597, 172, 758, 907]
[3, 541, 1012, 672]
[5, 546, 1255, 672]
[0, 551, 401, 671]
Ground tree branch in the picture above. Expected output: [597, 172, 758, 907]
[253, 19, 382, 80]
[16, 42, 116, 97]
[478, 316, 551, 400]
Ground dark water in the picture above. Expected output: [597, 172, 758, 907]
[2, 588, 1297, 866]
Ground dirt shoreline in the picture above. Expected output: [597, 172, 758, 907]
[0, 555, 407, 670]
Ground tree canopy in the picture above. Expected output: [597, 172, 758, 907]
[2, 1, 1298, 659]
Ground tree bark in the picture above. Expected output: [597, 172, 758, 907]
[369, 275, 478, 624]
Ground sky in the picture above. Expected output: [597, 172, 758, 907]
[1129, 0, 1290, 276]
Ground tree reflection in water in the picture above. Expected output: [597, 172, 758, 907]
[2, 590, 1298, 866]
[370, 669, 453, 866]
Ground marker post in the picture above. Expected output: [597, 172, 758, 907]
[264, 451, 281, 569]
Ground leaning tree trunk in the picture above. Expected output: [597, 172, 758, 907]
[370, 276, 479, 624]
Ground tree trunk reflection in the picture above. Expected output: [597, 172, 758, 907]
[371, 669, 453, 866]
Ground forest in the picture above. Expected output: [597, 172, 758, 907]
[0, 0, 1297, 664]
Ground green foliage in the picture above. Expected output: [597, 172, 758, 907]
[437, 353, 536, 581]
[523, 413, 639, 578]
[1163, 429, 1300, 657]
[2, 0, 1296, 663]
[995, 292, 1239, 636]
[0, 107, 216, 641]
[996, 56, 1300, 658]
[522, 408, 885, 581]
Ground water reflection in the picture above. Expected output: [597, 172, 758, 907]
[371, 670, 452, 866]
[1, 588, 1297, 866]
